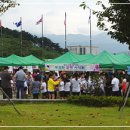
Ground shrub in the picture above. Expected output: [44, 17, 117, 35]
[67, 95, 130, 107]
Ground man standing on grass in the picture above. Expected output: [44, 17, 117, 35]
[1, 66, 12, 99]
[14, 66, 26, 99]
[111, 73, 120, 96]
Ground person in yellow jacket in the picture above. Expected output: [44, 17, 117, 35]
[48, 72, 60, 99]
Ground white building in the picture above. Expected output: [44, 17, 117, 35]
[67, 45, 99, 55]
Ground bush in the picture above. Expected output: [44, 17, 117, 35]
[67, 95, 130, 107]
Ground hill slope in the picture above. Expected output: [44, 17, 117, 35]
[0, 27, 65, 59]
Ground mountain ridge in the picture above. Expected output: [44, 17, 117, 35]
[45, 33, 129, 53]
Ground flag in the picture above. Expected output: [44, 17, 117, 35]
[64, 12, 66, 26]
[36, 16, 43, 25]
[14, 21, 22, 27]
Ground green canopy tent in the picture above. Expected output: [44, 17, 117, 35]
[4, 54, 27, 66]
[0, 57, 12, 66]
[46, 52, 81, 64]
[112, 53, 130, 69]
[4, 54, 44, 66]
[45, 52, 98, 71]
[46, 52, 95, 64]
[78, 51, 125, 69]
[116, 54, 130, 69]
[73, 53, 95, 61]
[24, 55, 44, 66]
[114, 53, 130, 62]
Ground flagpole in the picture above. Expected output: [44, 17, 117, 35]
[0, 20, 3, 57]
[41, 14, 44, 59]
[65, 12, 67, 49]
[20, 17, 22, 56]
[89, 9, 92, 54]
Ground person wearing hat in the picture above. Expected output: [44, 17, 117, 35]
[1, 66, 12, 99]
[14, 66, 26, 99]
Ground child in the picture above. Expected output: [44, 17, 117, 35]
[59, 78, 65, 99]
[41, 78, 47, 99]
[31, 77, 41, 99]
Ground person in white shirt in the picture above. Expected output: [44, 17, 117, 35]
[60, 73, 71, 98]
[80, 73, 87, 95]
[98, 75, 105, 95]
[41, 78, 47, 99]
[111, 73, 120, 96]
[87, 76, 93, 94]
[64, 79, 71, 98]
[59, 78, 65, 99]
[71, 73, 81, 96]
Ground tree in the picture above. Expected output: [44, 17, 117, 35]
[1, 27, 65, 59]
[80, 0, 130, 49]
[0, 0, 18, 15]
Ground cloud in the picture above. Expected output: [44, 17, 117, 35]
[1, 0, 108, 35]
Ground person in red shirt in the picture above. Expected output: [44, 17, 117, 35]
[121, 76, 127, 96]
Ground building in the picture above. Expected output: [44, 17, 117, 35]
[67, 45, 99, 55]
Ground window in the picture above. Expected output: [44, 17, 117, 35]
[83, 48, 86, 54]
[80, 48, 82, 54]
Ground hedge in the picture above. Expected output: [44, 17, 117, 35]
[67, 95, 130, 107]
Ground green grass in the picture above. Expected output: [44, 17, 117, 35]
[0, 102, 130, 130]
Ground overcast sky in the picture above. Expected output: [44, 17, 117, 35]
[0, 0, 109, 36]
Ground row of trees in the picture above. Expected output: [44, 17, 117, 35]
[0, 27, 66, 59]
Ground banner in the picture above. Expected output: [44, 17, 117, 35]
[45, 64, 99, 71]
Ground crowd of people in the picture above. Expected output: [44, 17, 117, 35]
[0, 66, 129, 99]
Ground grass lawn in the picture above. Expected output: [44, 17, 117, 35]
[0, 102, 130, 130]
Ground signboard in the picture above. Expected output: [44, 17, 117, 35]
[45, 64, 99, 72]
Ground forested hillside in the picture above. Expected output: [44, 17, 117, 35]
[0, 27, 66, 59]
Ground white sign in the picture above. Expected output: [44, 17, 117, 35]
[45, 64, 99, 71]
